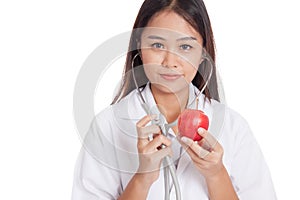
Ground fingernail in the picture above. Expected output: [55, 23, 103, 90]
[198, 127, 205, 134]
[181, 137, 189, 143]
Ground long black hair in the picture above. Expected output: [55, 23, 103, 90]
[112, 0, 219, 104]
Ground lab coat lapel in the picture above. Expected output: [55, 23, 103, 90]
[176, 149, 192, 176]
[111, 84, 160, 139]
[111, 86, 150, 137]
[141, 83, 162, 116]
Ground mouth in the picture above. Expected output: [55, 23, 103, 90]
[159, 73, 183, 81]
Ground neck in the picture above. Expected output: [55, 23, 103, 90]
[150, 84, 189, 123]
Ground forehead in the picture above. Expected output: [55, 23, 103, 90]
[142, 10, 203, 43]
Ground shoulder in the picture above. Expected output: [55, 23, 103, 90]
[208, 99, 250, 131]
[95, 89, 140, 121]
[207, 99, 254, 149]
[91, 89, 143, 140]
[223, 103, 250, 132]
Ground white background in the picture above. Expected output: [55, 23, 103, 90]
[0, 0, 299, 199]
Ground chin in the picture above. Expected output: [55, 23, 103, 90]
[151, 80, 189, 95]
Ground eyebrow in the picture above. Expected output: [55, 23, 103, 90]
[147, 35, 197, 41]
[147, 35, 166, 40]
[176, 36, 197, 41]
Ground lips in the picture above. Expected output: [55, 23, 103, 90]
[160, 73, 183, 80]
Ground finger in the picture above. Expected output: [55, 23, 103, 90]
[197, 128, 218, 149]
[144, 135, 172, 152]
[177, 135, 193, 151]
[136, 114, 157, 129]
[184, 146, 206, 164]
[138, 124, 161, 139]
[178, 138, 209, 164]
[197, 139, 212, 152]
[180, 136, 210, 159]
[138, 147, 173, 173]
[198, 129, 224, 154]
[152, 146, 173, 162]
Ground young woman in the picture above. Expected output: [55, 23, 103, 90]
[72, 0, 276, 199]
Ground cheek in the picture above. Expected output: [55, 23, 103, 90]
[141, 49, 164, 65]
[182, 56, 201, 82]
[143, 66, 152, 79]
[143, 64, 158, 83]
[184, 65, 198, 82]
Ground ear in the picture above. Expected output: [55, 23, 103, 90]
[200, 57, 204, 65]
[200, 50, 209, 65]
[200, 49, 208, 65]
[136, 39, 141, 50]
[136, 40, 142, 56]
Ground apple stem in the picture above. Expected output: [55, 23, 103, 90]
[196, 97, 199, 109]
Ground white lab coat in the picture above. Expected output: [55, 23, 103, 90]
[72, 83, 277, 200]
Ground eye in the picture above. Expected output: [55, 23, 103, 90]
[180, 44, 193, 51]
[151, 43, 164, 49]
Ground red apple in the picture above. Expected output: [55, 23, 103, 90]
[178, 109, 209, 141]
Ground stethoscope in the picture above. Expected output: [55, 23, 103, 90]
[131, 52, 213, 200]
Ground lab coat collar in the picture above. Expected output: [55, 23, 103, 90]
[113, 82, 208, 119]
[142, 82, 207, 116]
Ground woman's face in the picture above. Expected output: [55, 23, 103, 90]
[140, 11, 204, 94]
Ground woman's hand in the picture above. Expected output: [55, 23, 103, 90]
[178, 128, 225, 180]
[178, 128, 239, 199]
[135, 114, 173, 186]
[118, 115, 172, 200]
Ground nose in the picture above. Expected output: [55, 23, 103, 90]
[161, 50, 179, 68]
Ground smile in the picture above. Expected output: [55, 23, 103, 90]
[160, 73, 183, 81]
